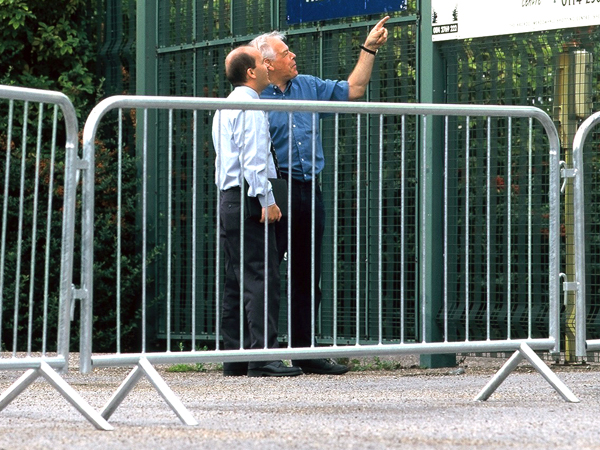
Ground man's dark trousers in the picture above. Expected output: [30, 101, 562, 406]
[276, 177, 325, 349]
[220, 188, 281, 371]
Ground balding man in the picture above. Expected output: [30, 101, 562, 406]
[212, 46, 301, 377]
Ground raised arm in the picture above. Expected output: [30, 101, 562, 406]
[347, 16, 389, 100]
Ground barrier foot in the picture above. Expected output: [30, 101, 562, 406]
[100, 363, 144, 420]
[0, 362, 113, 431]
[474, 343, 579, 403]
[0, 368, 40, 411]
[101, 357, 198, 426]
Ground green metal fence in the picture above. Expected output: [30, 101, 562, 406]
[140, 1, 421, 346]
[96, 0, 600, 358]
[439, 28, 600, 356]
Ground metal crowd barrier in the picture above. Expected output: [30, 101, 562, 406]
[572, 111, 600, 356]
[0, 85, 112, 430]
[80, 96, 578, 426]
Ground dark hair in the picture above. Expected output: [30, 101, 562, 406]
[226, 48, 256, 87]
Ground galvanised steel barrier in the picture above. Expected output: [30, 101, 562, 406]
[81, 96, 578, 426]
[0, 85, 112, 430]
[573, 111, 599, 357]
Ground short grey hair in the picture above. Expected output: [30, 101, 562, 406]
[249, 31, 286, 60]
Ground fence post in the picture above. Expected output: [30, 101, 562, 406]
[418, 0, 456, 368]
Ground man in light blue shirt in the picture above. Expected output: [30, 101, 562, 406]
[250, 17, 389, 375]
[212, 46, 302, 378]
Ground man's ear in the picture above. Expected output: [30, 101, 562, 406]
[246, 67, 256, 80]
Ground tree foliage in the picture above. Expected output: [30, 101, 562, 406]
[0, 0, 100, 117]
[0, 0, 142, 353]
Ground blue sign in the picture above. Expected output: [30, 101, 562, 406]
[287, 0, 407, 25]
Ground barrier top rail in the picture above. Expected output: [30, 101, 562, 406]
[84, 95, 559, 145]
[0, 84, 78, 132]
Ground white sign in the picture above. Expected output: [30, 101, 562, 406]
[432, 0, 600, 41]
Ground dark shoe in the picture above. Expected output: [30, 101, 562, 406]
[223, 362, 248, 377]
[293, 358, 349, 375]
[247, 361, 303, 377]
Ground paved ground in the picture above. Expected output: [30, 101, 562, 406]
[1, 355, 599, 449]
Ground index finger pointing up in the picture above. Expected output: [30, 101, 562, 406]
[374, 16, 390, 30]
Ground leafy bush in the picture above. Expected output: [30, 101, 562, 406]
[0, 0, 140, 353]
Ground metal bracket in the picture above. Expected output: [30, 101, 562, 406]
[560, 160, 577, 193]
[563, 281, 579, 292]
[73, 158, 89, 170]
[559, 273, 579, 306]
[70, 284, 88, 321]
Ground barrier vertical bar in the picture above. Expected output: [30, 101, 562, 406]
[378, 115, 383, 344]
[545, 112, 562, 355]
[79, 92, 94, 373]
[507, 117, 513, 341]
[263, 157, 269, 350]
[215, 110, 222, 351]
[0, 100, 13, 350]
[142, 108, 148, 353]
[401, 115, 406, 344]
[191, 110, 197, 351]
[486, 117, 492, 340]
[333, 113, 339, 345]
[13, 101, 29, 355]
[286, 112, 293, 348]
[356, 113, 361, 345]
[42, 106, 59, 355]
[239, 112, 246, 350]
[311, 112, 317, 347]
[420, 115, 427, 342]
[443, 116, 449, 342]
[166, 109, 173, 352]
[116, 108, 122, 353]
[27, 103, 43, 355]
[465, 116, 470, 342]
[528, 119, 533, 339]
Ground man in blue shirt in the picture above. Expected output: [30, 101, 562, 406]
[250, 16, 389, 375]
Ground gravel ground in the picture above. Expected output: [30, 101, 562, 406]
[1, 355, 599, 449]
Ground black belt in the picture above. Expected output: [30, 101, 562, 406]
[221, 186, 241, 193]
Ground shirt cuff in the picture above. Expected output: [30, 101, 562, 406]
[258, 190, 276, 208]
